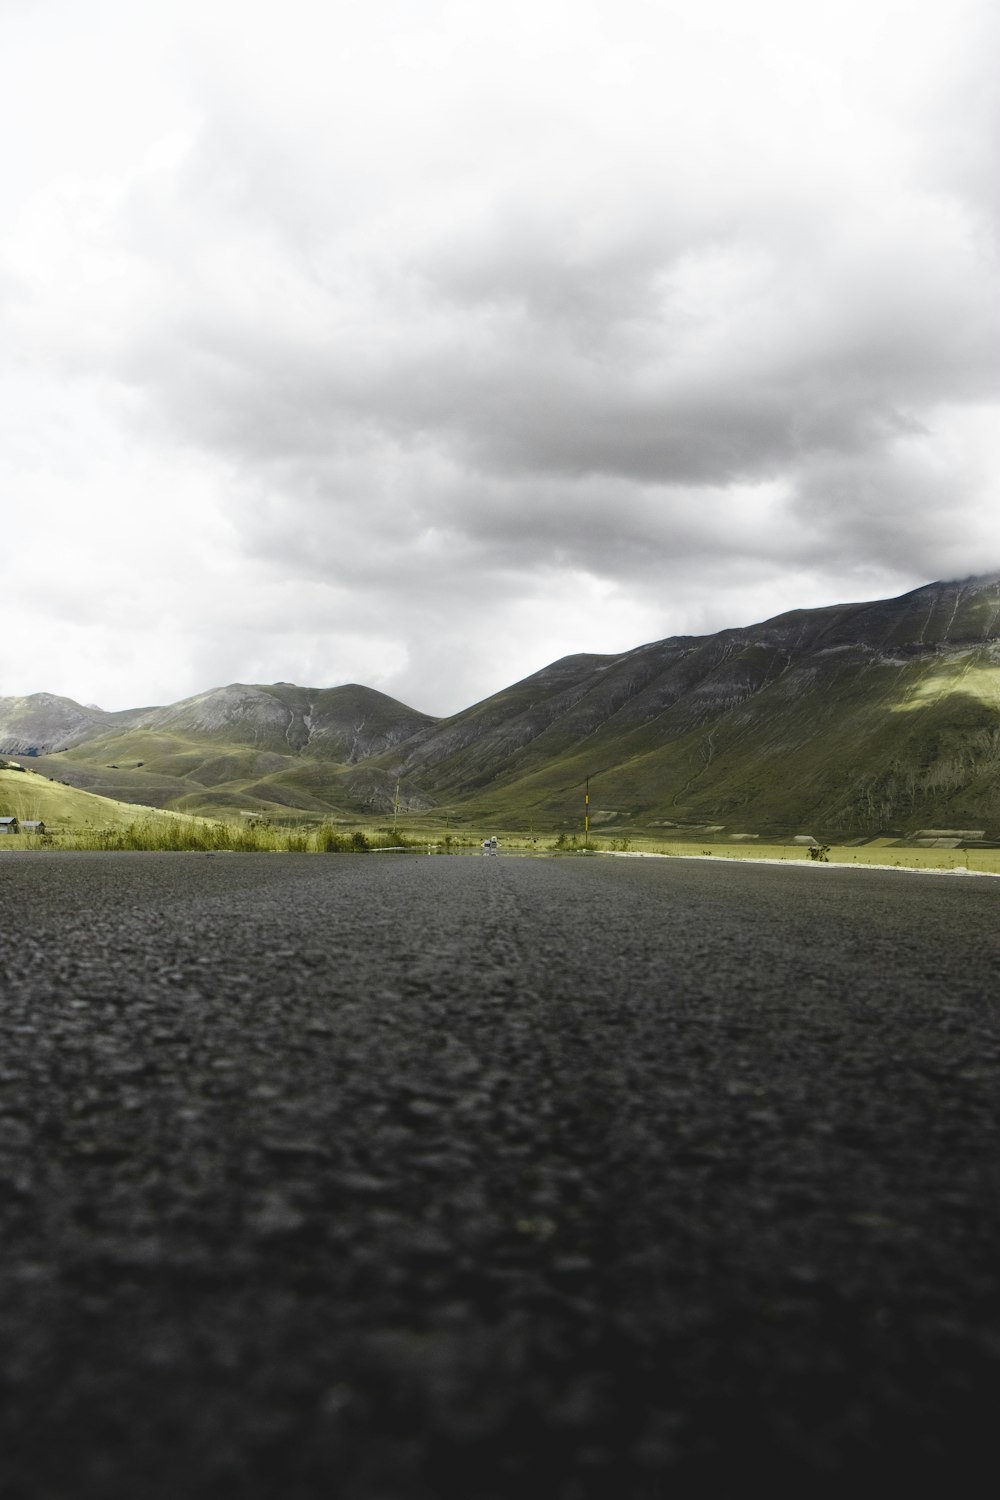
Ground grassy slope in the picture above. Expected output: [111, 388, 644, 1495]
[13, 579, 1000, 837]
[402, 640, 1000, 836]
[19, 680, 441, 819]
[0, 766, 202, 831]
[28, 648, 1000, 836]
[378, 580, 1000, 834]
[4, 763, 998, 870]
[30, 730, 424, 821]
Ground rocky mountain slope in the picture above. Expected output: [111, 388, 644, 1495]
[4, 575, 999, 833]
[1, 685, 438, 819]
[0, 693, 144, 754]
[0, 683, 435, 760]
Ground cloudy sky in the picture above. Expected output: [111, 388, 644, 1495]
[2, 0, 998, 715]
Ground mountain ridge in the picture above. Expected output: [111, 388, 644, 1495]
[0, 682, 437, 759]
[4, 573, 999, 834]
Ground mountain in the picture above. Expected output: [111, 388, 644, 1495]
[2, 685, 438, 819]
[0, 682, 435, 758]
[4, 575, 999, 834]
[379, 574, 1000, 834]
[0, 693, 144, 754]
[134, 681, 437, 759]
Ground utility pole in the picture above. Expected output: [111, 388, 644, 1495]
[392, 779, 400, 832]
[584, 776, 589, 840]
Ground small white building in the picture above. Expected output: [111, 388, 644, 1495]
[0, 816, 19, 835]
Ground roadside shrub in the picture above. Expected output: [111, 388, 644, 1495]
[317, 825, 414, 853]
[223, 824, 262, 852]
[369, 829, 416, 850]
[316, 824, 350, 853]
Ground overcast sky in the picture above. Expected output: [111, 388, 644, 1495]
[2, 0, 998, 715]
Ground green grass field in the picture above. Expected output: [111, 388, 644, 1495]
[0, 766, 203, 833]
[0, 768, 418, 853]
[3, 767, 998, 870]
[332, 817, 1000, 873]
[593, 839, 1000, 874]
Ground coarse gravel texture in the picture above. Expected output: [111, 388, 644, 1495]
[1, 851, 999, 1498]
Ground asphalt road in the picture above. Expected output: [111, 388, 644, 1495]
[1, 851, 998, 1498]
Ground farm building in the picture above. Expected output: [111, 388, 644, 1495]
[0, 816, 19, 834]
[20, 820, 45, 833]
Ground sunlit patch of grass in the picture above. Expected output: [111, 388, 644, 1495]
[892, 662, 1000, 712]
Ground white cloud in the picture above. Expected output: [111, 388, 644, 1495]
[1, 0, 998, 714]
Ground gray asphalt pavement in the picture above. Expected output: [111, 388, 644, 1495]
[1, 851, 998, 1498]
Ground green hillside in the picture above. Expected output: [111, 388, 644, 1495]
[29, 729, 431, 821]
[0, 765, 205, 833]
[375, 575, 1000, 837]
[427, 645, 1000, 836]
[5, 574, 1000, 839]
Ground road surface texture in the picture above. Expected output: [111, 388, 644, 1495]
[1, 851, 998, 1498]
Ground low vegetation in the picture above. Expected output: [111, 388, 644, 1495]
[4, 768, 998, 870]
[0, 767, 423, 853]
[4, 819, 418, 854]
[4, 817, 998, 871]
